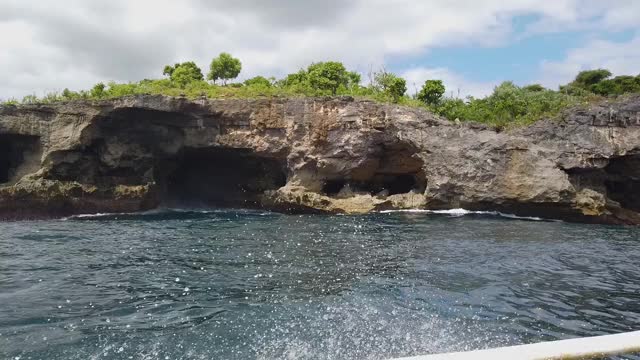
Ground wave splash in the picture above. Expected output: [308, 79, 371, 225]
[379, 208, 549, 221]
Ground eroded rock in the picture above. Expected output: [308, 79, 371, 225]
[2, 94, 640, 224]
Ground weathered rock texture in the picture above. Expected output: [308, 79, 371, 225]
[1, 94, 640, 224]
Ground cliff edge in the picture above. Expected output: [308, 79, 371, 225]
[1, 95, 640, 224]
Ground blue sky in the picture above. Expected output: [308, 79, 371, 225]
[1, 0, 640, 99]
[393, 28, 636, 85]
[394, 32, 582, 83]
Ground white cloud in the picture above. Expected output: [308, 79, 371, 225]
[0, 0, 638, 99]
[539, 35, 640, 88]
[401, 67, 498, 98]
[520, 0, 640, 36]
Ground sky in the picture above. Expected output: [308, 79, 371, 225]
[1, 0, 639, 100]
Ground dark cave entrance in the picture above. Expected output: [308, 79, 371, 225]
[0, 134, 41, 184]
[368, 174, 422, 195]
[567, 154, 640, 213]
[158, 148, 286, 208]
[321, 172, 426, 197]
[320, 144, 427, 197]
[322, 179, 347, 195]
[604, 155, 640, 212]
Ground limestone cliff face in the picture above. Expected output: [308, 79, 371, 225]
[1, 94, 640, 224]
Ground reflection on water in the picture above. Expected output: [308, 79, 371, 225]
[1, 209, 639, 359]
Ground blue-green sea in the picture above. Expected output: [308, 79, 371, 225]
[1, 209, 639, 359]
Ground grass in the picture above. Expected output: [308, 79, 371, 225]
[0, 78, 625, 131]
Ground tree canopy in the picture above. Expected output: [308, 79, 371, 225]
[373, 71, 406, 102]
[208, 53, 242, 85]
[306, 61, 359, 95]
[574, 69, 613, 88]
[163, 62, 204, 88]
[277, 61, 361, 95]
[90, 83, 106, 98]
[522, 84, 546, 92]
[244, 76, 273, 87]
[561, 69, 640, 96]
[417, 79, 445, 106]
[590, 75, 640, 96]
[163, 63, 180, 77]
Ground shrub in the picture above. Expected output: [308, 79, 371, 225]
[21, 94, 39, 104]
[90, 83, 107, 98]
[373, 71, 407, 102]
[591, 75, 640, 96]
[105, 82, 138, 97]
[9, 57, 640, 129]
[244, 76, 273, 88]
[1, 98, 19, 105]
[522, 84, 546, 92]
[61, 88, 80, 100]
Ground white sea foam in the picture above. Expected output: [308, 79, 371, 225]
[64, 207, 547, 221]
[379, 208, 548, 221]
[63, 207, 274, 220]
[63, 209, 162, 220]
[63, 212, 125, 220]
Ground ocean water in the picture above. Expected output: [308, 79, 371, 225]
[1, 209, 639, 360]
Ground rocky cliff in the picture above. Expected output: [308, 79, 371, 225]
[1, 95, 640, 224]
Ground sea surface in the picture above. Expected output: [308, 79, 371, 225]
[1, 209, 639, 360]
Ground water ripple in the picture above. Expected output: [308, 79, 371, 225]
[1, 210, 639, 359]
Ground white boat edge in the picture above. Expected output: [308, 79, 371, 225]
[392, 330, 640, 360]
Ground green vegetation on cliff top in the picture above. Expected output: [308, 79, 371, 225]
[3, 52, 640, 129]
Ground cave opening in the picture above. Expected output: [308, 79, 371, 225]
[319, 143, 428, 198]
[321, 172, 426, 197]
[366, 174, 421, 195]
[604, 155, 640, 212]
[322, 179, 347, 196]
[0, 134, 41, 185]
[158, 148, 286, 208]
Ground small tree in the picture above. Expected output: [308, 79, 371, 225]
[90, 83, 106, 98]
[279, 69, 308, 87]
[62, 88, 77, 100]
[573, 69, 612, 88]
[373, 71, 407, 102]
[417, 79, 446, 106]
[347, 71, 361, 89]
[171, 62, 204, 87]
[277, 62, 360, 95]
[162, 62, 204, 88]
[208, 52, 242, 85]
[306, 61, 351, 95]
